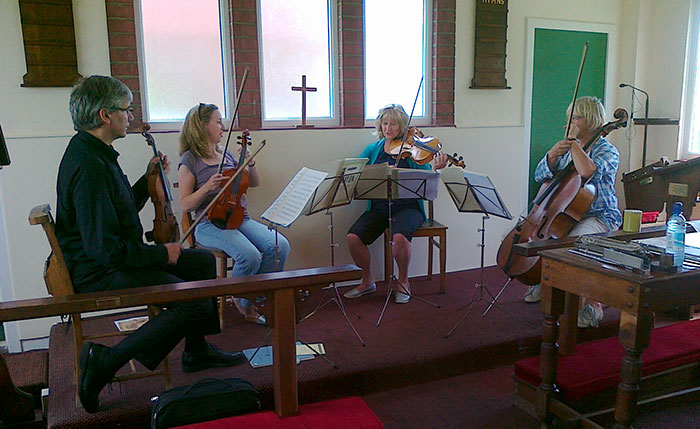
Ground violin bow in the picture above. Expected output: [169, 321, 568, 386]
[533, 42, 588, 207]
[563, 41, 589, 144]
[217, 66, 250, 173]
[179, 140, 266, 246]
[394, 76, 424, 164]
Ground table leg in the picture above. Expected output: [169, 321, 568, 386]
[557, 292, 580, 355]
[537, 284, 566, 427]
[614, 311, 652, 429]
[272, 288, 299, 417]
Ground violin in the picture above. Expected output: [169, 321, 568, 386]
[207, 130, 252, 230]
[388, 127, 466, 168]
[141, 124, 180, 244]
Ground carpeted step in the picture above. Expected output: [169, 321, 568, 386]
[514, 318, 700, 401]
[3, 349, 48, 408]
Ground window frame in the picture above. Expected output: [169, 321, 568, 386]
[256, 0, 339, 128]
[679, 0, 700, 159]
[132, 0, 235, 131]
[363, 0, 432, 127]
[105, 0, 455, 133]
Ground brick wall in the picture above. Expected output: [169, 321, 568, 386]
[105, 0, 141, 132]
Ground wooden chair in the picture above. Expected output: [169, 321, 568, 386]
[384, 200, 447, 293]
[181, 212, 232, 328]
[28, 204, 170, 397]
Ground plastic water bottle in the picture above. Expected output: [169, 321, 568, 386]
[665, 202, 686, 268]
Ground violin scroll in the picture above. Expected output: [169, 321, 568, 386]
[448, 153, 466, 169]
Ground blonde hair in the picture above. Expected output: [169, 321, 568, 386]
[567, 96, 606, 130]
[179, 103, 219, 158]
[375, 104, 409, 139]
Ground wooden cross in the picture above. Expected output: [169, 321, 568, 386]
[291, 75, 317, 128]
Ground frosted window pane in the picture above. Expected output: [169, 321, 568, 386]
[690, 27, 700, 154]
[140, 0, 226, 122]
[365, 0, 425, 120]
[259, 0, 332, 120]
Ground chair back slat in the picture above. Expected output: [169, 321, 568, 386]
[29, 204, 75, 297]
[181, 212, 196, 247]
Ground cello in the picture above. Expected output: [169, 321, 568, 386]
[141, 123, 180, 244]
[496, 108, 628, 285]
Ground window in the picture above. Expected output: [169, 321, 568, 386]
[136, 0, 231, 123]
[258, 0, 336, 126]
[364, 0, 430, 123]
[680, 0, 700, 158]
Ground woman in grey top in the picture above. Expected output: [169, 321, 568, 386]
[178, 103, 290, 325]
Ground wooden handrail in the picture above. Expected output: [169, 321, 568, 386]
[0, 265, 361, 323]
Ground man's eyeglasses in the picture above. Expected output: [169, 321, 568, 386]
[113, 106, 135, 115]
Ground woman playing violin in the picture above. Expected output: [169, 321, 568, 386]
[523, 96, 622, 328]
[178, 103, 290, 324]
[344, 104, 447, 303]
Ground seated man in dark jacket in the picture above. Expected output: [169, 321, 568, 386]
[56, 75, 243, 413]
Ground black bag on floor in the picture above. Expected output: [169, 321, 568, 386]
[151, 377, 261, 429]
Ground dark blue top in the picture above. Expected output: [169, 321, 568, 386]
[56, 131, 167, 289]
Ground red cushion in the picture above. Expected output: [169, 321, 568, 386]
[514, 319, 700, 400]
[176, 396, 383, 428]
[642, 211, 659, 223]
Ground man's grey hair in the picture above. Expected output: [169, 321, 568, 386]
[69, 75, 133, 131]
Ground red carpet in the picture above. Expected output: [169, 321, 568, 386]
[45, 266, 622, 428]
[177, 397, 382, 428]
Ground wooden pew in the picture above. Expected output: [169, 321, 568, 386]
[0, 264, 362, 417]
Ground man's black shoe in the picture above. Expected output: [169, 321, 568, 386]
[181, 343, 244, 373]
[78, 342, 115, 413]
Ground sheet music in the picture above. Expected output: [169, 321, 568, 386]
[306, 158, 368, 214]
[353, 164, 393, 200]
[261, 167, 328, 227]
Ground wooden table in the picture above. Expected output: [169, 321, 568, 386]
[536, 248, 700, 428]
[512, 224, 682, 355]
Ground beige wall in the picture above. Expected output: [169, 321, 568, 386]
[0, 0, 692, 347]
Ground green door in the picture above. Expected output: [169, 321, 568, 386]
[529, 29, 608, 201]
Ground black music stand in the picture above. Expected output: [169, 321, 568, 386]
[0, 124, 10, 169]
[299, 159, 367, 346]
[354, 164, 441, 327]
[439, 168, 525, 338]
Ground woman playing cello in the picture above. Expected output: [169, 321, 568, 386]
[177, 103, 290, 324]
[523, 96, 622, 328]
[344, 104, 447, 303]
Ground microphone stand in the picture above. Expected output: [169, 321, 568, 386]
[641, 92, 649, 167]
[620, 83, 649, 168]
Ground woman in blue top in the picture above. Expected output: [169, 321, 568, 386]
[178, 103, 290, 324]
[344, 104, 447, 303]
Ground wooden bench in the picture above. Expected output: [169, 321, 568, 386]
[514, 319, 700, 427]
[0, 264, 361, 418]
